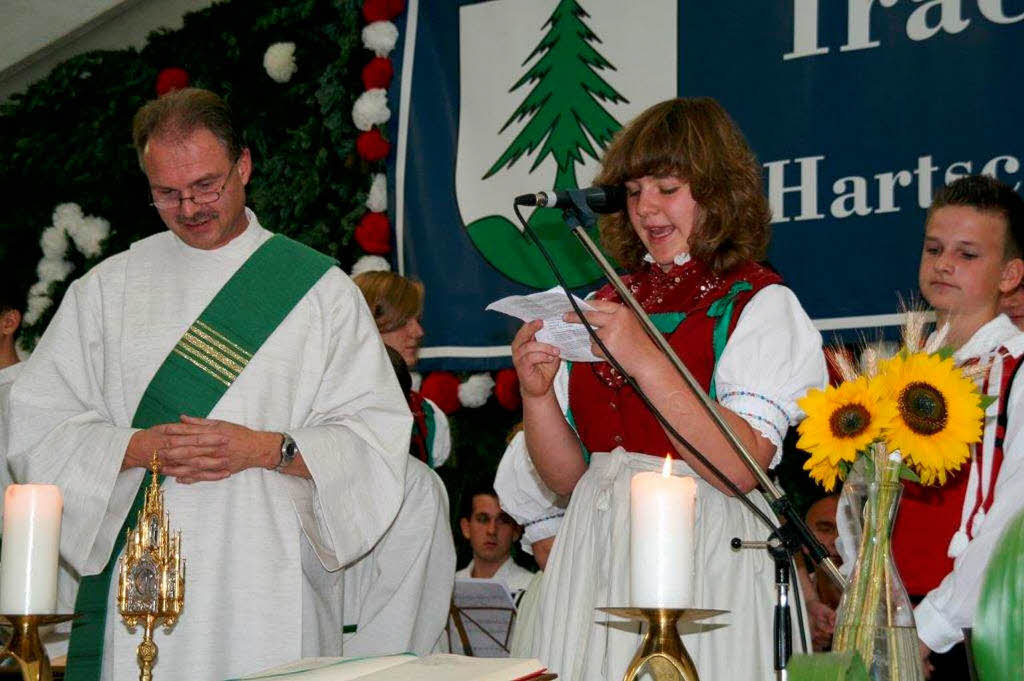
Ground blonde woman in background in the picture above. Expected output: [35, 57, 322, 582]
[354, 270, 450, 468]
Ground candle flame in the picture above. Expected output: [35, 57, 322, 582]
[662, 455, 672, 478]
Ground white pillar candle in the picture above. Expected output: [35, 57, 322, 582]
[630, 457, 697, 607]
[0, 484, 62, 614]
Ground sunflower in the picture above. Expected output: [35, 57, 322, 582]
[797, 377, 892, 490]
[876, 352, 984, 485]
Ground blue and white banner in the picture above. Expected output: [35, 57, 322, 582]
[390, 0, 1024, 370]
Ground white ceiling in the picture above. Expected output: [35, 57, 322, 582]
[0, 0, 214, 101]
[0, 0, 127, 73]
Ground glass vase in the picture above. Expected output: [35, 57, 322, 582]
[833, 480, 924, 680]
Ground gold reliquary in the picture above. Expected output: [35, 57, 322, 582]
[117, 453, 185, 680]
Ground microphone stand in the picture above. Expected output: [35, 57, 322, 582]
[559, 196, 847, 677]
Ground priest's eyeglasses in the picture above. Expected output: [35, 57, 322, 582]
[149, 159, 239, 209]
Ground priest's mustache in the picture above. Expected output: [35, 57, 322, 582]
[178, 212, 217, 226]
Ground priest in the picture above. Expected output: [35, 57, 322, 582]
[6, 88, 411, 681]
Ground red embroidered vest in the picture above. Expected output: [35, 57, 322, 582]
[568, 259, 782, 457]
[893, 350, 1023, 595]
[407, 389, 430, 464]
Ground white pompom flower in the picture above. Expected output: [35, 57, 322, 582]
[37, 258, 74, 284]
[350, 255, 391, 277]
[67, 215, 110, 258]
[362, 21, 398, 57]
[52, 203, 84, 233]
[352, 89, 391, 132]
[263, 42, 298, 83]
[366, 173, 387, 213]
[40, 226, 69, 259]
[458, 373, 495, 408]
[23, 294, 52, 326]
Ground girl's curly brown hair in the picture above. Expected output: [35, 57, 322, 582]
[594, 97, 772, 274]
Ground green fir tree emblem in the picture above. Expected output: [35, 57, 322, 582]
[466, 0, 627, 288]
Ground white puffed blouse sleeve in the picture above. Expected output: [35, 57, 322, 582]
[712, 284, 827, 469]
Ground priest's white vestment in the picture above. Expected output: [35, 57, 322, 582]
[341, 457, 455, 656]
[6, 212, 411, 680]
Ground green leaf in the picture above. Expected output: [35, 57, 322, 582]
[899, 465, 920, 483]
[973, 507, 1024, 681]
[935, 346, 955, 360]
[786, 652, 870, 681]
[979, 394, 997, 410]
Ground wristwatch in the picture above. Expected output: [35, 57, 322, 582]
[276, 432, 298, 472]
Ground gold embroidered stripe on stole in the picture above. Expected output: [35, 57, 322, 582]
[171, 321, 253, 388]
[171, 348, 232, 387]
[179, 332, 246, 375]
[192, 320, 253, 361]
[174, 341, 238, 382]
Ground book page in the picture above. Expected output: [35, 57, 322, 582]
[486, 286, 602, 362]
[357, 654, 545, 681]
[450, 578, 517, 657]
[231, 654, 415, 680]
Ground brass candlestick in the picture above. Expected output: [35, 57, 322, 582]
[598, 607, 727, 681]
[117, 454, 185, 681]
[0, 613, 77, 681]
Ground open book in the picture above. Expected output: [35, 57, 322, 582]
[231, 653, 546, 681]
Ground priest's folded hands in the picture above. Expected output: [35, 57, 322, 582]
[122, 414, 308, 483]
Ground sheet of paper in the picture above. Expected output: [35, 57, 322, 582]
[486, 286, 602, 363]
[449, 578, 517, 658]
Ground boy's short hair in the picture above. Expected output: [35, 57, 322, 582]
[459, 482, 500, 520]
[928, 175, 1024, 259]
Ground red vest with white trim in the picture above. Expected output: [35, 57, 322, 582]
[568, 259, 781, 457]
[892, 348, 1023, 595]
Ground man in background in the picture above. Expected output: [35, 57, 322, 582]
[798, 494, 842, 651]
[456, 484, 535, 601]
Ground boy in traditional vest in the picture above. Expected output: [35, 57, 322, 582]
[892, 174, 1024, 680]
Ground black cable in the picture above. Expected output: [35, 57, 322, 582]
[790, 561, 810, 654]
[512, 202, 811, 652]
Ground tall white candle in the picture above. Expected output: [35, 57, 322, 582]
[0, 484, 62, 614]
[630, 457, 697, 607]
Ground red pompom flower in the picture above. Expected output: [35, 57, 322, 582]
[155, 67, 189, 96]
[356, 129, 391, 162]
[494, 368, 521, 411]
[361, 57, 395, 90]
[354, 212, 391, 254]
[421, 372, 461, 414]
[362, 0, 406, 22]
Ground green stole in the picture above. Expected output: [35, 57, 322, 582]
[64, 234, 336, 681]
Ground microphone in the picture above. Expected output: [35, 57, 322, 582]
[514, 185, 625, 214]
